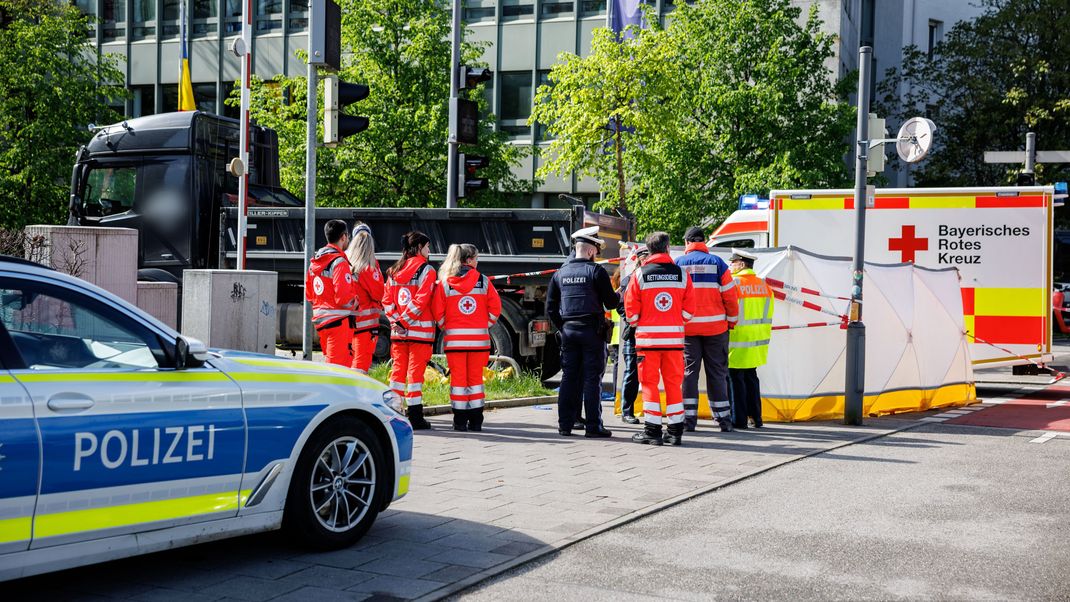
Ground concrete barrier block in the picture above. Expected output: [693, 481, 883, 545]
[24, 225, 138, 303]
[137, 281, 179, 330]
[181, 270, 277, 353]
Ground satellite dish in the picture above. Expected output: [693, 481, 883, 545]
[896, 117, 937, 163]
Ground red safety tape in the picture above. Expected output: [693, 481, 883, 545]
[767, 278, 851, 301]
[771, 321, 845, 331]
[772, 289, 849, 323]
[965, 331, 1066, 384]
[489, 256, 624, 283]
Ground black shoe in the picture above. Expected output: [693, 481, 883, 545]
[684, 425, 696, 433]
[469, 408, 484, 431]
[621, 414, 639, 425]
[585, 427, 613, 438]
[753, 421, 764, 428]
[734, 423, 748, 430]
[453, 423, 468, 432]
[663, 424, 684, 446]
[573, 420, 586, 431]
[631, 423, 664, 446]
[408, 405, 433, 430]
[719, 421, 733, 432]
[684, 418, 697, 432]
[558, 429, 573, 436]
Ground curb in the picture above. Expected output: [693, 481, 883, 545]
[413, 418, 928, 602]
[421, 395, 557, 416]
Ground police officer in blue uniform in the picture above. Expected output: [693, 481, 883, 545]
[547, 226, 620, 438]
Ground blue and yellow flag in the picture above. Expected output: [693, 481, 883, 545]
[178, 0, 196, 111]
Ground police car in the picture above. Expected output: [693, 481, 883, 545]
[0, 256, 413, 581]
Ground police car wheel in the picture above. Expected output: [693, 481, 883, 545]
[284, 417, 384, 548]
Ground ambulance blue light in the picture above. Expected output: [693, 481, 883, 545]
[738, 194, 770, 211]
[1054, 181, 1067, 200]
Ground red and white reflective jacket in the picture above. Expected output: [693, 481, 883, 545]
[383, 256, 437, 343]
[305, 243, 358, 330]
[675, 242, 740, 336]
[432, 266, 502, 352]
[624, 253, 695, 350]
[352, 263, 385, 334]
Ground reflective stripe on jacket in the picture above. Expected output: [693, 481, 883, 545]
[675, 242, 739, 336]
[432, 267, 502, 352]
[624, 253, 695, 350]
[728, 269, 773, 368]
[305, 244, 358, 330]
[352, 264, 385, 333]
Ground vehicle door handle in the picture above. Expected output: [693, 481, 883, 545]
[47, 394, 95, 412]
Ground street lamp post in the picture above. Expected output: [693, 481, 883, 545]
[844, 45, 872, 426]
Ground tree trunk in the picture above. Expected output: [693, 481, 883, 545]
[615, 117, 626, 212]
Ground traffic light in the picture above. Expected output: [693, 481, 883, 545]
[324, 76, 369, 147]
[458, 153, 489, 198]
[459, 66, 492, 90]
[1017, 171, 1036, 186]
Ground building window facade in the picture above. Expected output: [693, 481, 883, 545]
[257, 0, 283, 32]
[288, 0, 309, 31]
[132, 0, 156, 39]
[499, 71, 533, 138]
[927, 19, 944, 58]
[502, 0, 534, 21]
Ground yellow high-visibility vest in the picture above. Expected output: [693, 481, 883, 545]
[728, 269, 773, 369]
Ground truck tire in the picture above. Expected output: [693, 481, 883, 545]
[539, 334, 561, 381]
[283, 416, 385, 549]
[489, 321, 514, 362]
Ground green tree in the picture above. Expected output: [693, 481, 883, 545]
[0, 0, 127, 230]
[653, 0, 854, 236]
[238, 0, 529, 208]
[875, 0, 1070, 207]
[530, 19, 681, 216]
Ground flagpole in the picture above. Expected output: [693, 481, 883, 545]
[237, 0, 252, 270]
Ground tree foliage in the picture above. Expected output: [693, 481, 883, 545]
[530, 21, 680, 216]
[238, 0, 530, 208]
[0, 0, 127, 230]
[876, 0, 1070, 197]
[531, 0, 854, 238]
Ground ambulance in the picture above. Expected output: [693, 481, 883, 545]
[709, 187, 1058, 368]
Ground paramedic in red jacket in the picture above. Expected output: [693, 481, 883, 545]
[625, 231, 696, 446]
[305, 219, 358, 367]
[383, 231, 436, 430]
[432, 244, 502, 432]
[345, 222, 384, 374]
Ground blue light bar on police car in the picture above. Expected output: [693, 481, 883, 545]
[738, 194, 770, 211]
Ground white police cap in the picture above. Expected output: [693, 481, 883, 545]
[729, 248, 758, 261]
[571, 225, 605, 249]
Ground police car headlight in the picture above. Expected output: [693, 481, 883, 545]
[383, 390, 405, 415]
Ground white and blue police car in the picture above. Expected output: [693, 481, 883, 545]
[0, 256, 413, 580]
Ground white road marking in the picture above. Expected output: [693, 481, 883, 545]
[1046, 399, 1068, 409]
[1028, 432, 1059, 444]
[920, 417, 947, 422]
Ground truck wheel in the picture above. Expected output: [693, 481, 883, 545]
[489, 321, 514, 362]
[539, 335, 561, 381]
[374, 324, 391, 362]
[283, 416, 384, 549]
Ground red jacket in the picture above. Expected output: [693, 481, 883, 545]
[624, 253, 695, 350]
[383, 256, 437, 343]
[305, 243, 357, 330]
[352, 263, 385, 334]
[432, 266, 502, 352]
[676, 242, 739, 336]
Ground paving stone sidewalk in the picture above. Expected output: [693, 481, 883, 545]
[7, 403, 921, 602]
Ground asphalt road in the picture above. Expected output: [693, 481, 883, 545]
[460, 421, 1070, 601]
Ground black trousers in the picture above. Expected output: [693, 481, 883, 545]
[558, 321, 606, 432]
[683, 333, 730, 426]
[619, 335, 639, 416]
[729, 367, 762, 427]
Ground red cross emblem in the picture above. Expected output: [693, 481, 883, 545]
[654, 292, 673, 312]
[888, 225, 928, 263]
[458, 295, 477, 315]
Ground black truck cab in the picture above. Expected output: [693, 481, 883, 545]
[68, 111, 289, 279]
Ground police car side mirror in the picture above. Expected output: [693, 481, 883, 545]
[175, 335, 209, 370]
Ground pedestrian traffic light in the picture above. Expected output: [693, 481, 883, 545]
[324, 76, 369, 147]
[458, 153, 489, 198]
[459, 66, 492, 90]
